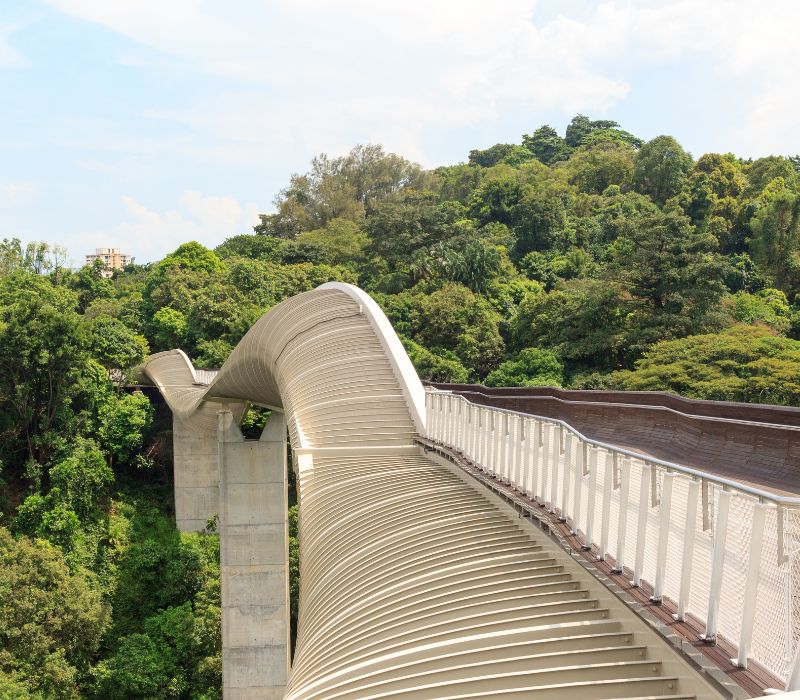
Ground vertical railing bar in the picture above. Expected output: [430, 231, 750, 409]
[571, 436, 583, 536]
[735, 501, 769, 668]
[516, 416, 524, 493]
[632, 462, 650, 587]
[613, 456, 631, 574]
[652, 471, 674, 602]
[599, 450, 614, 562]
[528, 419, 537, 499]
[539, 422, 549, 506]
[702, 479, 711, 531]
[499, 411, 507, 481]
[651, 462, 660, 507]
[584, 446, 598, 551]
[549, 425, 559, 513]
[702, 487, 732, 642]
[675, 478, 699, 622]
[481, 408, 489, 469]
[458, 398, 466, 452]
[560, 432, 572, 523]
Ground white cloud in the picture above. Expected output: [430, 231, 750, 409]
[45, 0, 800, 163]
[0, 24, 26, 68]
[72, 191, 260, 263]
[0, 181, 37, 207]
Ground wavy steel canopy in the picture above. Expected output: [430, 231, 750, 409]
[140, 283, 724, 699]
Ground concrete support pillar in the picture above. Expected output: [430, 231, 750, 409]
[173, 406, 223, 532]
[218, 410, 290, 699]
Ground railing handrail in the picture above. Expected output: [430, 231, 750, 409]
[432, 387, 800, 434]
[425, 386, 799, 685]
[427, 388, 800, 507]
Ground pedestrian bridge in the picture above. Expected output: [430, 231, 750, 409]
[139, 283, 800, 699]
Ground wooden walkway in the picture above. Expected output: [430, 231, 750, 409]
[432, 384, 800, 497]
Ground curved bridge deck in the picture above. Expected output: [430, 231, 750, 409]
[288, 448, 722, 700]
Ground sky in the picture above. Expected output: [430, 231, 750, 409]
[1, 1, 799, 265]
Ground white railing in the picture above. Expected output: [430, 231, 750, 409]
[424, 389, 800, 686]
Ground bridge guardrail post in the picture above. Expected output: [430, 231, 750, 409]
[571, 436, 584, 536]
[584, 446, 598, 551]
[675, 478, 700, 622]
[513, 415, 524, 489]
[599, 450, 614, 562]
[525, 418, 536, 498]
[632, 462, 651, 587]
[536, 421, 547, 506]
[652, 471, 675, 602]
[499, 412, 507, 483]
[549, 424, 559, 513]
[735, 500, 769, 667]
[702, 486, 732, 642]
[559, 432, 572, 522]
[612, 456, 631, 574]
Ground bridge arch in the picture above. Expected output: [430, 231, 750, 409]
[140, 281, 425, 451]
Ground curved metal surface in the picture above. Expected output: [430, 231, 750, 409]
[139, 283, 424, 449]
[139, 284, 726, 699]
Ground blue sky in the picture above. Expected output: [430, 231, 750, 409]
[1, 0, 799, 264]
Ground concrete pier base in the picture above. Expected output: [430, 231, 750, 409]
[173, 407, 221, 531]
[218, 410, 290, 699]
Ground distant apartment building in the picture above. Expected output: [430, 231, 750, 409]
[85, 247, 134, 277]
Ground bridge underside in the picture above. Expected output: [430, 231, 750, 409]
[139, 283, 728, 700]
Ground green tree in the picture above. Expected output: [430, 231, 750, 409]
[418, 284, 504, 377]
[92, 633, 175, 699]
[511, 281, 625, 370]
[256, 145, 423, 238]
[88, 316, 149, 373]
[150, 307, 188, 351]
[156, 243, 224, 275]
[469, 177, 526, 228]
[633, 135, 693, 205]
[47, 439, 113, 518]
[730, 288, 791, 334]
[367, 192, 464, 264]
[610, 325, 800, 405]
[564, 114, 643, 149]
[296, 218, 369, 264]
[485, 348, 564, 387]
[510, 194, 566, 257]
[0, 274, 87, 465]
[749, 177, 800, 293]
[69, 262, 115, 313]
[402, 337, 469, 383]
[522, 125, 571, 165]
[745, 155, 798, 196]
[98, 392, 153, 466]
[0, 527, 109, 698]
[468, 143, 520, 168]
[214, 235, 285, 262]
[564, 141, 636, 194]
[613, 208, 729, 354]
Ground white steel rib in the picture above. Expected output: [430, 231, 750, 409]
[139, 283, 726, 700]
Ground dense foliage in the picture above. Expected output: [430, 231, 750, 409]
[2, 115, 800, 696]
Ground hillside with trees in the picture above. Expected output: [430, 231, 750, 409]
[2, 116, 800, 697]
